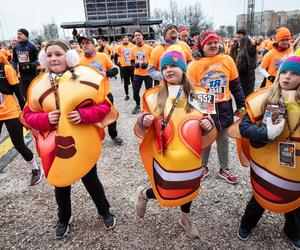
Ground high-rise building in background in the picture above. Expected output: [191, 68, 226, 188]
[236, 9, 300, 37]
[83, 0, 151, 37]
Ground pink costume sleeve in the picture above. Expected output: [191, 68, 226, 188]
[23, 106, 52, 131]
[77, 100, 111, 124]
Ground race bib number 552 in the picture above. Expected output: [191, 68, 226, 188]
[189, 93, 216, 114]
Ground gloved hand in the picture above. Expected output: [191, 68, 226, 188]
[134, 63, 141, 68]
[266, 117, 285, 140]
[140, 63, 148, 69]
[267, 75, 276, 83]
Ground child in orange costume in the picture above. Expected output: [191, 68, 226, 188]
[134, 48, 216, 239]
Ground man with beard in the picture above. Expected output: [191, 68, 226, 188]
[12, 29, 39, 97]
[148, 23, 192, 83]
[78, 36, 123, 145]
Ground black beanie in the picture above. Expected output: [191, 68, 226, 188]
[18, 28, 29, 38]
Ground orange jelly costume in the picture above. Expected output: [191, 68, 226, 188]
[21, 65, 118, 187]
[134, 84, 217, 207]
[229, 87, 300, 213]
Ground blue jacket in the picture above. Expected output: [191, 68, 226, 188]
[12, 40, 38, 75]
[239, 113, 269, 143]
[211, 78, 245, 130]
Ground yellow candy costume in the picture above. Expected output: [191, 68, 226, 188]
[229, 87, 300, 213]
[21, 65, 118, 187]
[134, 85, 217, 207]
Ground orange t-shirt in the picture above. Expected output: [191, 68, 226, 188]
[0, 65, 21, 120]
[79, 52, 115, 93]
[187, 54, 239, 103]
[149, 40, 192, 71]
[130, 44, 153, 76]
[260, 47, 291, 86]
[116, 43, 134, 67]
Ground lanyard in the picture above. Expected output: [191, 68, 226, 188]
[286, 115, 300, 141]
[161, 85, 183, 131]
[283, 102, 300, 140]
[49, 73, 60, 110]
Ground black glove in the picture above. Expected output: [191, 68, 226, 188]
[134, 63, 141, 68]
[140, 63, 148, 69]
[267, 75, 276, 83]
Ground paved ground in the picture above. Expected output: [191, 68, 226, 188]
[0, 72, 295, 249]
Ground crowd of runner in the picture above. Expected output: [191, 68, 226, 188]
[0, 23, 300, 248]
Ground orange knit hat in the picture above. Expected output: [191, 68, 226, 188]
[275, 27, 291, 42]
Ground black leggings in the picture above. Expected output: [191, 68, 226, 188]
[145, 188, 192, 213]
[0, 118, 33, 161]
[120, 66, 134, 96]
[20, 72, 38, 98]
[55, 165, 110, 222]
[107, 93, 118, 138]
[241, 196, 300, 240]
[132, 75, 153, 106]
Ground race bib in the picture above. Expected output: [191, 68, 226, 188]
[201, 72, 227, 102]
[279, 142, 296, 168]
[189, 93, 216, 114]
[17, 51, 30, 63]
[135, 51, 146, 64]
[122, 48, 131, 64]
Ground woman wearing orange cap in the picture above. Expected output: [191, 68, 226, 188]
[259, 27, 292, 87]
[0, 54, 42, 186]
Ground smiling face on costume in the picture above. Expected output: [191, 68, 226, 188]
[279, 71, 300, 90]
[46, 45, 68, 74]
[162, 65, 183, 85]
[203, 40, 219, 57]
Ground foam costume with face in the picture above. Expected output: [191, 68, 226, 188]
[21, 65, 118, 187]
[229, 85, 300, 213]
[134, 84, 217, 207]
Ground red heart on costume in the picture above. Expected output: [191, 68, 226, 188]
[179, 118, 202, 157]
[34, 130, 56, 177]
[154, 118, 174, 153]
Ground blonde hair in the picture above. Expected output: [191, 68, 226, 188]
[261, 76, 300, 112]
[155, 73, 195, 116]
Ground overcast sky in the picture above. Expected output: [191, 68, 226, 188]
[0, 0, 297, 40]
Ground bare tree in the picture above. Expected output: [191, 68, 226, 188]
[29, 29, 44, 45]
[151, 0, 212, 36]
[226, 25, 235, 38]
[43, 23, 59, 41]
[287, 14, 300, 35]
[216, 25, 226, 37]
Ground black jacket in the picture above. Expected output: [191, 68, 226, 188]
[12, 40, 38, 75]
[211, 78, 245, 130]
[239, 113, 269, 143]
[236, 45, 257, 97]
